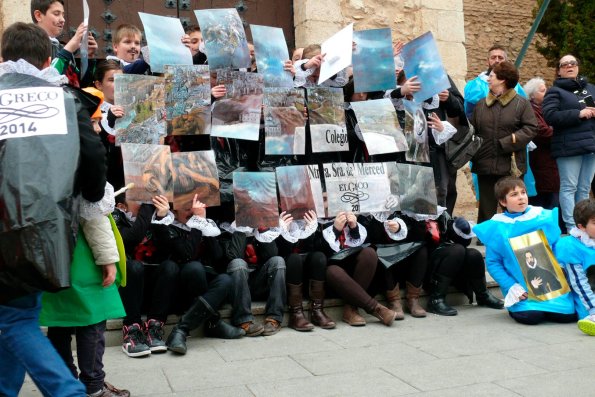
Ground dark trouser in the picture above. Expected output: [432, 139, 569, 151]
[430, 244, 485, 280]
[509, 310, 577, 325]
[286, 251, 327, 286]
[477, 174, 507, 224]
[227, 257, 286, 325]
[326, 247, 378, 312]
[119, 259, 179, 326]
[200, 273, 233, 312]
[385, 246, 428, 289]
[432, 148, 459, 215]
[47, 321, 107, 395]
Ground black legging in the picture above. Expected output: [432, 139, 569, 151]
[385, 246, 428, 290]
[286, 251, 327, 285]
[509, 310, 577, 325]
[430, 244, 485, 280]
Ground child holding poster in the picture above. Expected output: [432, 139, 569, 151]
[554, 198, 595, 335]
[474, 177, 576, 325]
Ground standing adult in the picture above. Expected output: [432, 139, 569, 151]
[542, 55, 595, 230]
[470, 61, 537, 224]
[523, 77, 560, 211]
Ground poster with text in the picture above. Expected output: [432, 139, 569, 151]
[233, 172, 279, 228]
[355, 162, 392, 213]
[319, 24, 353, 85]
[402, 99, 430, 163]
[263, 88, 306, 155]
[396, 163, 437, 215]
[276, 166, 316, 219]
[114, 74, 166, 146]
[172, 150, 220, 210]
[250, 25, 293, 88]
[307, 87, 348, 153]
[350, 98, 407, 155]
[306, 164, 327, 218]
[164, 65, 211, 136]
[323, 163, 358, 215]
[352, 28, 396, 93]
[121, 143, 173, 203]
[194, 9, 251, 70]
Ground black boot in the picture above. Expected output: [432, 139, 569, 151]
[427, 274, 457, 316]
[166, 296, 212, 355]
[470, 278, 504, 309]
[205, 313, 246, 339]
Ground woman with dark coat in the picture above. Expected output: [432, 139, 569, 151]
[542, 54, 595, 230]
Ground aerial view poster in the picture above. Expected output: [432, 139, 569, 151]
[307, 87, 348, 153]
[121, 143, 173, 203]
[401, 31, 450, 102]
[263, 87, 306, 155]
[250, 24, 293, 88]
[171, 150, 220, 210]
[211, 70, 264, 141]
[163, 65, 211, 136]
[139, 12, 193, 73]
[396, 163, 437, 215]
[233, 172, 279, 228]
[114, 74, 166, 146]
[402, 99, 430, 163]
[350, 98, 407, 155]
[276, 166, 316, 220]
[194, 8, 251, 70]
[352, 28, 396, 93]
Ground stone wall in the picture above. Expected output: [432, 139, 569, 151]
[463, 0, 556, 86]
[0, 0, 31, 55]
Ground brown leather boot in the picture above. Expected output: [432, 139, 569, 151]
[386, 283, 405, 320]
[309, 280, 336, 329]
[287, 283, 314, 332]
[370, 303, 396, 326]
[342, 304, 366, 326]
[406, 282, 427, 318]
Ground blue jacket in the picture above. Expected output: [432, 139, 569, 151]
[473, 207, 575, 314]
[542, 76, 595, 158]
[463, 72, 526, 118]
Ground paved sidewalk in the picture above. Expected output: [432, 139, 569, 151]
[20, 305, 595, 396]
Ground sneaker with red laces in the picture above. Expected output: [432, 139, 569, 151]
[262, 318, 282, 336]
[239, 321, 264, 337]
[121, 323, 151, 358]
[145, 319, 167, 353]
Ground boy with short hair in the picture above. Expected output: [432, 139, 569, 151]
[31, 0, 97, 87]
[473, 177, 576, 325]
[106, 23, 150, 75]
[554, 198, 595, 335]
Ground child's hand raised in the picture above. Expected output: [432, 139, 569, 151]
[279, 211, 294, 229]
[400, 76, 421, 96]
[191, 194, 206, 218]
[303, 53, 325, 70]
[152, 195, 170, 218]
[304, 210, 317, 226]
[211, 85, 226, 99]
[346, 212, 357, 229]
[110, 105, 124, 118]
[334, 211, 347, 231]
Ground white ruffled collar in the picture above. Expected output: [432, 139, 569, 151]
[569, 227, 595, 248]
[491, 206, 541, 224]
[402, 206, 446, 221]
[0, 59, 68, 86]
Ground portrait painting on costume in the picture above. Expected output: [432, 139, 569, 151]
[401, 31, 451, 102]
[350, 98, 408, 155]
[509, 231, 571, 301]
[172, 150, 220, 210]
[121, 143, 173, 203]
[233, 172, 279, 228]
[263, 88, 306, 155]
[211, 70, 264, 141]
[307, 87, 349, 153]
[396, 163, 437, 215]
[194, 8, 251, 70]
[138, 12, 193, 73]
[164, 65, 211, 136]
[276, 166, 316, 220]
[250, 25, 293, 88]
[352, 28, 396, 93]
[114, 74, 166, 146]
[402, 99, 430, 163]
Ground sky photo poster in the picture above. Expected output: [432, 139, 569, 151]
[250, 25, 293, 88]
[352, 28, 396, 93]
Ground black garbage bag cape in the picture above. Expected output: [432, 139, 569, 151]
[0, 73, 80, 304]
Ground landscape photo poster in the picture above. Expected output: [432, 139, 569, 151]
[350, 98, 407, 155]
[233, 172, 280, 228]
[194, 8, 251, 70]
[402, 99, 430, 163]
[401, 31, 451, 103]
[263, 87, 306, 155]
[250, 25, 293, 88]
[138, 12, 193, 73]
[114, 74, 166, 146]
[121, 143, 173, 203]
[211, 70, 264, 141]
[352, 28, 396, 93]
[171, 150, 220, 210]
[396, 163, 437, 215]
[164, 65, 211, 136]
[276, 165, 316, 219]
[307, 87, 349, 153]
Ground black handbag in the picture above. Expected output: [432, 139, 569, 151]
[445, 116, 482, 169]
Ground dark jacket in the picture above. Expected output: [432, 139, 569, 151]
[470, 89, 537, 175]
[112, 204, 154, 258]
[528, 101, 559, 193]
[542, 76, 595, 158]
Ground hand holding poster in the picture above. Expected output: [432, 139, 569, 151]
[250, 25, 293, 88]
[318, 24, 353, 85]
[276, 166, 316, 219]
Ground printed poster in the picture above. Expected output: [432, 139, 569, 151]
[121, 143, 173, 203]
[172, 150, 220, 210]
[307, 87, 348, 153]
[233, 172, 279, 228]
[350, 98, 407, 155]
[263, 88, 306, 155]
[402, 99, 430, 163]
[250, 25, 293, 88]
[307, 164, 327, 218]
[396, 163, 437, 215]
[318, 24, 353, 85]
[352, 28, 396, 93]
[276, 166, 316, 219]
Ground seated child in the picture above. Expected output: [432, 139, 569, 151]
[554, 198, 595, 335]
[474, 176, 576, 325]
